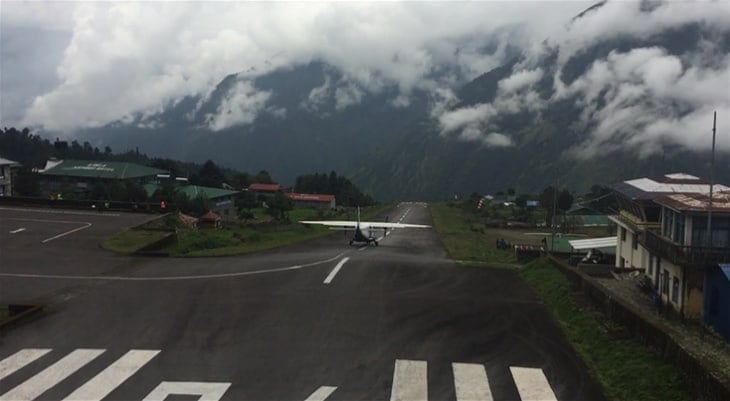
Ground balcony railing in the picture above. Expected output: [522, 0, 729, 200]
[641, 230, 730, 267]
[611, 211, 661, 232]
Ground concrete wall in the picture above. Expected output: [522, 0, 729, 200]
[546, 255, 730, 401]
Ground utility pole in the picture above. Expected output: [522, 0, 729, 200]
[551, 185, 558, 253]
[706, 111, 716, 248]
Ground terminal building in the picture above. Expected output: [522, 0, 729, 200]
[39, 159, 167, 196]
[609, 173, 730, 331]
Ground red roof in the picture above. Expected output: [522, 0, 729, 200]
[286, 192, 335, 203]
[199, 210, 222, 222]
[248, 183, 281, 192]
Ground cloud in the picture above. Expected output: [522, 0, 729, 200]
[205, 80, 273, 131]
[434, 1, 730, 156]
[498, 68, 544, 94]
[3, 1, 588, 132]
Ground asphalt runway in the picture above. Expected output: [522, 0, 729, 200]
[0, 203, 606, 400]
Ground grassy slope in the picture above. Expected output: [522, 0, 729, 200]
[520, 259, 690, 401]
[428, 201, 691, 401]
[429, 202, 518, 267]
[100, 230, 171, 254]
[100, 204, 395, 257]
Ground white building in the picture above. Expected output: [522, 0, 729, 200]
[609, 173, 730, 318]
[0, 157, 20, 196]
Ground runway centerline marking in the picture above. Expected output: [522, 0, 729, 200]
[324, 257, 349, 284]
[9, 228, 26, 234]
[304, 386, 337, 401]
[390, 359, 427, 401]
[0, 251, 350, 281]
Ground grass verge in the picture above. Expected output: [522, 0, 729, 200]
[429, 202, 517, 266]
[100, 204, 396, 257]
[100, 229, 171, 254]
[520, 258, 690, 401]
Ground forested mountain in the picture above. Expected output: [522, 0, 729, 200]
[30, 3, 729, 200]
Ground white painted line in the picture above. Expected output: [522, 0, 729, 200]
[63, 349, 160, 401]
[143, 381, 231, 401]
[42, 222, 92, 243]
[452, 363, 493, 401]
[0, 349, 105, 401]
[0, 207, 120, 217]
[304, 386, 338, 401]
[390, 359, 427, 401]
[324, 257, 350, 284]
[0, 251, 350, 281]
[9, 228, 26, 234]
[0, 349, 52, 380]
[509, 367, 558, 401]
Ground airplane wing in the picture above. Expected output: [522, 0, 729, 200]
[299, 220, 430, 229]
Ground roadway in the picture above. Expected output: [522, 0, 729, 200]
[0, 203, 606, 400]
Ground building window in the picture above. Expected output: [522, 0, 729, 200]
[620, 258, 625, 268]
[674, 215, 685, 244]
[632, 233, 638, 250]
[671, 276, 679, 303]
[621, 227, 626, 242]
[662, 270, 669, 295]
[648, 255, 654, 275]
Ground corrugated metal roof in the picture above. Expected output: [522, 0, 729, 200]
[613, 174, 730, 200]
[719, 264, 730, 281]
[248, 183, 281, 192]
[568, 237, 617, 250]
[656, 192, 730, 213]
[144, 184, 238, 200]
[41, 160, 167, 179]
[0, 157, 20, 166]
[286, 193, 335, 202]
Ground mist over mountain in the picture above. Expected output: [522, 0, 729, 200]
[4, 2, 728, 200]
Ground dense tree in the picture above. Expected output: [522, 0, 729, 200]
[540, 186, 573, 227]
[294, 171, 375, 206]
[254, 170, 274, 184]
[266, 191, 293, 220]
[198, 160, 225, 188]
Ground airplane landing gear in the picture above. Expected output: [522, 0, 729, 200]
[349, 240, 354, 246]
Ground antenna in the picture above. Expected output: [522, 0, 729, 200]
[706, 111, 716, 248]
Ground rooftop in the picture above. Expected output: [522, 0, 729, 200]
[0, 157, 20, 166]
[285, 193, 335, 202]
[144, 184, 239, 200]
[41, 160, 167, 179]
[613, 173, 730, 200]
[655, 191, 730, 214]
[248, 183, 281, 192]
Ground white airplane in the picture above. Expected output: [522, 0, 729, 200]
[299, 207, 430, 246]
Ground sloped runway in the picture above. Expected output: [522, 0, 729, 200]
[0, 204, 605, 400]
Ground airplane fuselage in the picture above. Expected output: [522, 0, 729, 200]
[351, 224, 380, 246]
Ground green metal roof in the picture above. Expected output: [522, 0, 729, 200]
[41, 160, 167, 179]
[144, 184, 238, 200]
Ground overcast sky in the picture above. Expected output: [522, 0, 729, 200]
[1, 1, 728, 155]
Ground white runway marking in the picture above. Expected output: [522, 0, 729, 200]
[0, 207, 120, 217]
[0, 349, 104, 401]
[9, 228, 26, 234]
[324, 257, 350, 284]
[5, 218, 92, 243]
[452, 363, 493, 401]
[0, 251, 349, 281]
[42, 223, 92, 243]
[0, 348, 52, 380]
[63, 349, 159, 401]
[390, 359, 427, 401]
[304, 386, 338, 401]
[143, 381, 231, 401]
[510, 367, 558, 401]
